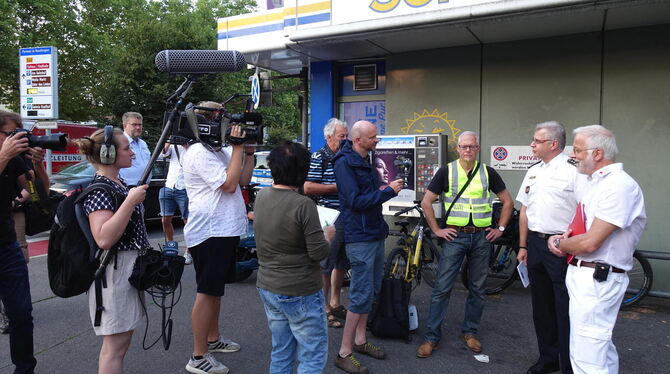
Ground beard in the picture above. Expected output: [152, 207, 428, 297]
[577, 153, 596, 175]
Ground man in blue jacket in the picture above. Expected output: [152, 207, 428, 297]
[333, 120, 403, 374]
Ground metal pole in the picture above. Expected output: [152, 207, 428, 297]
[300, 67, 309, 148]
[45, 128, 52, 177]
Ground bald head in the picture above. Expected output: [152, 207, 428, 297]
[350, 120, 379, 156]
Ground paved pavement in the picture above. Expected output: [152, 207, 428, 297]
[2, 227, 670, 374]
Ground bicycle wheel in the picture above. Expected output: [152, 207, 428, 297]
[622, 251, 653, 307]
[461, 243, 519, 295]
[419, 241, 441, 289]
[385, 247, 409, 280]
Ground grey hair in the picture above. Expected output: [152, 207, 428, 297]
[323, 118, 347, 138]
[458, 131, 479, 144]
[535, 121, 566, 150]
[573, 124, 618, 160]
[122, 112, 143, 124]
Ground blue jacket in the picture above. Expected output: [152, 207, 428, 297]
[333, 140, 397, 243]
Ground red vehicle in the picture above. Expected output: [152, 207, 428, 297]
[29, 121, 97, 173]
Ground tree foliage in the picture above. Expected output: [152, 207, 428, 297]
[0, 0, 302, 147]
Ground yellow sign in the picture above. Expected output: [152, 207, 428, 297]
[27, 88, 38, 94]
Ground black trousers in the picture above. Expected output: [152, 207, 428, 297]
[528, 234, 572, 374]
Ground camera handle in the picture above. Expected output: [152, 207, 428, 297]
[138, 75, 197, 186]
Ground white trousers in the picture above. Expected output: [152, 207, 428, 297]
[566, 264, 628, 374]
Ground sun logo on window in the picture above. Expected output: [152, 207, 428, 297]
[401, 109, 460, 148]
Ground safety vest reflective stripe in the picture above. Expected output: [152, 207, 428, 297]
[443, 160, 492, 227]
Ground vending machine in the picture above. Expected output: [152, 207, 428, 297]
[373, 134, 449, 217]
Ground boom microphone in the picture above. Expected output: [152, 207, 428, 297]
[155, 50, 246, 74]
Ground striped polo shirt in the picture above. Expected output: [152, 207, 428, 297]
[306, 145, 340, 209]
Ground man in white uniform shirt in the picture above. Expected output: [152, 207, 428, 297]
[548, 125, 646, 374]
[517, 121, 577, 374]
[119, 112, 152, 186]
[182, 125, 255, 374]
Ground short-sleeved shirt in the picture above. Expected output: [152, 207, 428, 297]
[119, 133, 151, 186]
[82, 175, 150, 251]
[516, 153, 578, 234]
[1, 156, 28, 245]
[427, 162, 507, 226]
[306, 145, 339, 209]
[163, 145, 186, 190]
[575, 163, 646, 271]
[182, 143, 247, 247]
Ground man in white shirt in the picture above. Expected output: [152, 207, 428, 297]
[517, 121, 577, 374]
[548, 125, 646, 374]
[182, 124, 255, 374]
[160, 141, 191, 263]
[119, 112, 152, 186]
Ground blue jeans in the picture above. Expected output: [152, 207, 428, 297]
[257, 288, 328, 374]
[0, 241, 36, 374]
[424, 231, 491, 343]
[158, 187, 188, 219]
[346, 239, 385, 314]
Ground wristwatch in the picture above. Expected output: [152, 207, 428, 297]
[497, 226, 505, 232]
[553, 237, 561, 249]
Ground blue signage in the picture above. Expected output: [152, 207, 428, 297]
[19, 47, 53, 56]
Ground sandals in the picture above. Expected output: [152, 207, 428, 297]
[330, 305, 347, 320]
[327, 312, 342, 328]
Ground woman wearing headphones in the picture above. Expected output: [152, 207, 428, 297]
[73, 126, 150, 374]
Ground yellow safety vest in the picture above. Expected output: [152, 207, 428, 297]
[443, 160, 492, 227]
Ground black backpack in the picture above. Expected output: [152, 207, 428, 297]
[47, 182, 122, 298]
[369, 278, 410, 341]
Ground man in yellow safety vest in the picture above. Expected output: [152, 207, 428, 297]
[416, 131, 513, 358]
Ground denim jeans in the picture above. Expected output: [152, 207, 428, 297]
[0, 241, 36, 374]
[424, 231, 491, 343]
[257, 288, 328, 374]
[345, 239, 385, 314]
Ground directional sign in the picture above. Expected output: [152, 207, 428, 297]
[250, 74, 260, 110]
[19, 47, 58, 119]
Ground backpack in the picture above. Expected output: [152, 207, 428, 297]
[369, 278, 411, 341]
[47, 182, 125, 325]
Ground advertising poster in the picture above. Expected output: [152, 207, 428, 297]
[373, 148, 415, 200]
[343, 101, 386, 134]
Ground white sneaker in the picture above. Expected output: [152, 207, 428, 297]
[184, 252, 193, 265]
[208, 336, 241, 353]
[185, 353, 229, 374]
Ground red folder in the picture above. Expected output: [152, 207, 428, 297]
[566, 202, 587, 263]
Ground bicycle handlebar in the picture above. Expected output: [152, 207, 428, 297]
[393, 203, 424, 217]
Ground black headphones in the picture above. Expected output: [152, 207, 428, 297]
[99, 125, 116, 165]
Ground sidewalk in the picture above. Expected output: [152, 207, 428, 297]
[2, 228, 669, 373]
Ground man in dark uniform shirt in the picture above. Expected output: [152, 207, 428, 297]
[0, 110, 37, 374]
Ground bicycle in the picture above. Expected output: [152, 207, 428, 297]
[384, 202, 441, 297]
[622, 250, 653, 307]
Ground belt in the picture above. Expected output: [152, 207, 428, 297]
[446, 225, 487, 233]
[529, 231, 558, 239]
[569, 258, 625, 273]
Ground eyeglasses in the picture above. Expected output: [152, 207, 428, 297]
[572, 147, 597, 154]
[0, 130, 11, 136]
[531, 138, 555, 144]
[457, 145, 479, 151]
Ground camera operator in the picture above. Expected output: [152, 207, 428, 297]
[0, 110, 37, 373]
[182, 116, 255, 374]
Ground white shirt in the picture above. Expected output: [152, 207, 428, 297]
[516, 153, 578, 234]
[119, 132, 152, 186]
[162, 145, 186, 190]
[576, 163, 646, 271]
[182, 143, 247, 247]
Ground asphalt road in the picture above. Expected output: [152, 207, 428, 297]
[2, 226, 669, 374]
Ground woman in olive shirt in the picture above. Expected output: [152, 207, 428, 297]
[254, 141, 334, 374]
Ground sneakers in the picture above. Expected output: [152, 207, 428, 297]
[184, 251, 193, 265]
[353, 341, 385, 359]
[208, 336, 241, 353]
[335, 353, 369, 374]
[186, 353, 229, 374]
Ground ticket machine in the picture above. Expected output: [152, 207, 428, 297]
[373, 134, 449, 217]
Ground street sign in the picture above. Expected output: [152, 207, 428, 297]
[19, 47, 58, 119]
[250, 74, 260, 109]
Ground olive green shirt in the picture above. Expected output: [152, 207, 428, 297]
[254, 187, 330, 296]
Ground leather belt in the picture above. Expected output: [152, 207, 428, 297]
[446, 225, 487, 233]
[529, 231, 556, 239]
[569, 258, 625, 273]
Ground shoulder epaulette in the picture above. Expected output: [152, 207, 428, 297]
[528, 160, 542, 169]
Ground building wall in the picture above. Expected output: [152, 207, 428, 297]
[382, 24, 670, 291]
